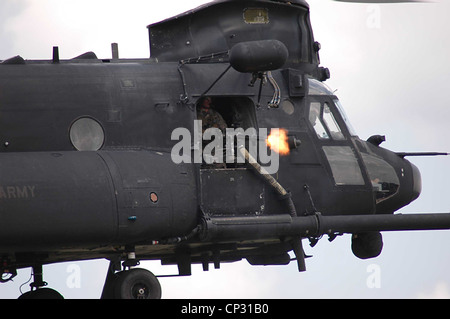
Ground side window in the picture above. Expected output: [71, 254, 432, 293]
[361, 153, 400, 203]
[323, 146, 365, 185]
[69, 117, 105, 151]
[308, 101, 345, 140]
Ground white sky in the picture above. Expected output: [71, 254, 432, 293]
[0, 0, 449, 299]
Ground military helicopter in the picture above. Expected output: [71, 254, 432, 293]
[0, 0, 448, 299]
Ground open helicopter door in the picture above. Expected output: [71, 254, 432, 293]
[196, 96, 272, 217]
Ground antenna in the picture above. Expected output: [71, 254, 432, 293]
[111, 43, 119, 60]
[52, 46, 60, 64]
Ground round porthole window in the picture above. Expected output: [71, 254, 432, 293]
[281, 99, 295, 115]
[69, 117, 105, 151]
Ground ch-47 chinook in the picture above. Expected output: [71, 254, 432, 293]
[0, 0, 448, 299]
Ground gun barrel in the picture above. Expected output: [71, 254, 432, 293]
[200, 213, 450, 242]
[396, 152, 449, 158]
[317, 213, 450, 234]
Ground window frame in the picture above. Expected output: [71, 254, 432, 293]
[307, 98, 346, 142]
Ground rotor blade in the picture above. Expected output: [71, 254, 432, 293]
[333, 0, 427, 3]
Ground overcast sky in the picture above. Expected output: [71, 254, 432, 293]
[0, 0, 449, 299]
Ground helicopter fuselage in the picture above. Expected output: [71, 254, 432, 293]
[0, 0, 445, 299]
[0, 57, 420, 256]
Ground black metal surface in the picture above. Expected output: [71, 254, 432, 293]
[148, 0, 317, 70]
[0, 0, 447, 298]
[0, 150, 197, 251]
[201, 213, 450, 242]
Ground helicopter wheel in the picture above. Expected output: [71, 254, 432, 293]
[114, 268, 161, 299]
[18, 288, 64, 299]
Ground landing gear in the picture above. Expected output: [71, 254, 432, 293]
[101, 259, 162, 299]
[18, 264, 64, 299]
[18, 287, 63, 299]
[114, 268, 161, 299]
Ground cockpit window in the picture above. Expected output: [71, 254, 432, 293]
[307, 78, 357, 137]
[309, 102, 344, 140]
[309, 102, 329, 139]
[361, 153, 400, 203]
[323, 103, 344, 140]
[308, 79, 334, 96]
[334, 99, 357, 136]
[323, 146, 365, 185]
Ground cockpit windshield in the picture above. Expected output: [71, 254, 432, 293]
[333, 99, 357, 137]
[309, 102, 345, 140]
[308, 79, 334, 96]
[307, 79, 358, 137]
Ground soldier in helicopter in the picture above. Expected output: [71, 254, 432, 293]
[196, 96, 227, 133]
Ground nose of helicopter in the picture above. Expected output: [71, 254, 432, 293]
[364, 146, 422, 214]
[410, 161, 422, 202]
[392, 158, 422, 212]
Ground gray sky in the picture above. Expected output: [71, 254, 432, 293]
[0, 0, 449, 299]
